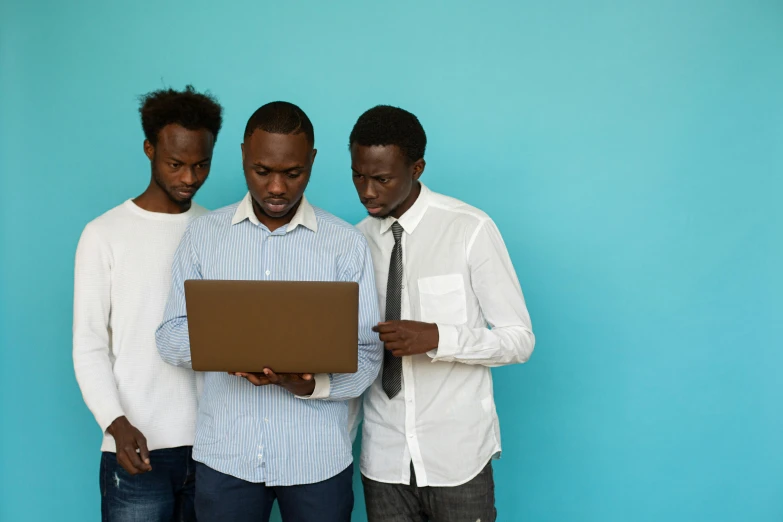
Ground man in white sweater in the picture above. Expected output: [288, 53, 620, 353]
[73, 85, 223, 522]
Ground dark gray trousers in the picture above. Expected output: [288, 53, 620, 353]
[362, 462, 496, 522]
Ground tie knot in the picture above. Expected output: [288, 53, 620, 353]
[391, 221, 403, 243]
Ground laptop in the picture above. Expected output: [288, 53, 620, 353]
[184, 280, 359, 374]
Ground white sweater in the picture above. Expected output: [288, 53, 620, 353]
[73, 199, 208, 453]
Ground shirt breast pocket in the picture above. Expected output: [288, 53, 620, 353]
[417, 274, 468, 325]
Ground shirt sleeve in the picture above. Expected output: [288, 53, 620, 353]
[155, 226, 201, 368]
[305, 236, 383, 400]
[429, 219, 535, 366]
[72, 224, 125, 432]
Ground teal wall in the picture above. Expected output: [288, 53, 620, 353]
[1, 1, 782, 520]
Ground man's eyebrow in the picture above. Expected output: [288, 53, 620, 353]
[253, 162, 305, 171]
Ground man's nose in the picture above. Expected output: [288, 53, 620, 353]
[267, 174, 286, 195]
[362, 181, 378, 200]
[181, 166, 198, 186]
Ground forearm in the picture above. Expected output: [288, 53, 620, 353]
[73, 343, 125, 431]
[429, 323, 535, 367]
[328, 349, 382, 400]
[301, 338, 382, 401]
[315, 237, 382, 400]
[155, 317, 193, 368]
[155, 227, 200, 368]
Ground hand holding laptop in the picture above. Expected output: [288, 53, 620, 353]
[230, 368, 316, 396]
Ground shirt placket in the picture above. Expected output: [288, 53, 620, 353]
[400, 231, 427, 486]
[256, 225, 274, 481]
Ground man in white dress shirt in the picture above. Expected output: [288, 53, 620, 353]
[349, 105, 536, 522]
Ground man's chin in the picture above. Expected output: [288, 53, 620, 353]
[367, 205, 398, 220]
[262, 205, 294, 218]
[168, 191, 196, 204]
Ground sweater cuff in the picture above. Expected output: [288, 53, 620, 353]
[97, 403, 126, 434]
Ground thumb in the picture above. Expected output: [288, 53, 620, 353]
[137, 434, 151, 468]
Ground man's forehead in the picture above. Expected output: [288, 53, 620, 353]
[246, 132, 311, 165]
[159, 126, 213, 150]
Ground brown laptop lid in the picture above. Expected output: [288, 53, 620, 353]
[184, 280, 359, 374]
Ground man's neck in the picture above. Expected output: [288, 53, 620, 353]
[391, 182, 422, 220]
[134, 185, 190, 214]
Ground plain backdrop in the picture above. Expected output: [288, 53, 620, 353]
[1, 1, 782, 520]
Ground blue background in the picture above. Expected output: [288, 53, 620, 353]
[1, 1, 782, 520]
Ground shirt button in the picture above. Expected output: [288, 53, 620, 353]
[264, 418, 269, 423]
[408, 433, 414, 439]
[265, 270, 270, 276]
[257, 454, 263, 459]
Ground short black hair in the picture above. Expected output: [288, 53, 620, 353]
[349, 105, 426, 163]
[138, 85, 223, 146]
[244, 101, 314, 146]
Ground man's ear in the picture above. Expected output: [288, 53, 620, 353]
[412, 158, 426, 181]
[144, 139, 155, 161]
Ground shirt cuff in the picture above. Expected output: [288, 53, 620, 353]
[295, 373, 331, 400]
[97, 404, 127, 434]
[427, 323, 460, 361]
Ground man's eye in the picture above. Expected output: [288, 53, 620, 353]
[255, 171, 268, 176]
[287, 172, 302, 179]
[170, 163, 181, 169]
[379, 178, 389, 184]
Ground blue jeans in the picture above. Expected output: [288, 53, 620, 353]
[195, 462, 354, 522]
[100, 446, 196, 522]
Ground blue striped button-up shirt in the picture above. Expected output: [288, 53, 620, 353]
[156, 193, 382, 485]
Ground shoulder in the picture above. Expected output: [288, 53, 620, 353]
[78, 201, 134, 245]
[423, 190, 496, 247]
[426, 189, 492, 226]
[186, 202, 239, 234]
[189, 202, 211, 218]
[313, 206, 368, 246]
[355, 215, 376, 236]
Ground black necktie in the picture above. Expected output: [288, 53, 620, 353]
[382, 222, 404, 399]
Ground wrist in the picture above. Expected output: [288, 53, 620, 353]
[107, 416, 129, 436]
[296, 380, 317, 397]
[428, 322, 440, 350]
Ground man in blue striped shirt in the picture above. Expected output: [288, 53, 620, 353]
[156, 101, 383, 522]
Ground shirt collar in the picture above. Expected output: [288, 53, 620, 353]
[379, 182, 430, 235]
[231, 192, 318, 233]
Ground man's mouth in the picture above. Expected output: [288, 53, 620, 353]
[175, 187, 196, 198]
[363, 202, 383, 215]
[264, 199, 288, 213]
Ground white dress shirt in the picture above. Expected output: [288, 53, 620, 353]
[355, 183, 535, 487]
